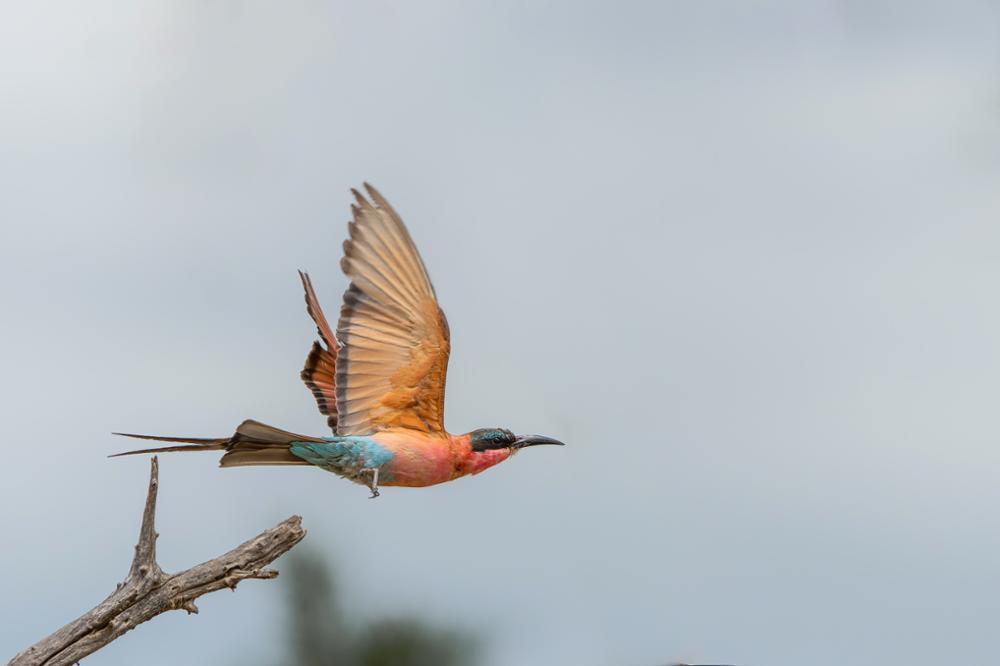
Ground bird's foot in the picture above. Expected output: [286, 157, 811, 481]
[361, 467, 380, 499]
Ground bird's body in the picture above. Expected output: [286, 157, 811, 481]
[114, 184, 562, 496]
[288, 430, 511, 487]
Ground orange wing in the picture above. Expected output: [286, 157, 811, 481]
[334, 183, 451, 435]
[299, 270, 339, 430]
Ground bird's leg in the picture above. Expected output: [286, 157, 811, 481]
[361, 467, 380, 499]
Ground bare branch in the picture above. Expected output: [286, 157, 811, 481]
[128, 456, 161, 580]
[9, 457, 306, 666]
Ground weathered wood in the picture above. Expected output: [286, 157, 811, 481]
[8, 457, 306, 666]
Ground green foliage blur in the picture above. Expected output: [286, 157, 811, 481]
[282, 549, 480, 666]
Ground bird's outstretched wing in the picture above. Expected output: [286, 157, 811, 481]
[299, 270, 339, 431]
[334, 183, 450, 435]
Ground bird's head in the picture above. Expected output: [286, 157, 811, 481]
[456, 427, 565, 476]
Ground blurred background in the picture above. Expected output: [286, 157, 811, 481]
[2, 2, 1000, 665]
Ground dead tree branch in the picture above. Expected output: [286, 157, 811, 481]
[9, 457, 306, 666]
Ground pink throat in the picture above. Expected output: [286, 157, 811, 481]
[459, 446, 514, 476]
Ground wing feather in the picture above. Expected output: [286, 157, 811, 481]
[298, 271, 339, 430]
[335, 184, 450, 435]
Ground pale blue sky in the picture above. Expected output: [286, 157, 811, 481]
[2, 2, 1000, 665]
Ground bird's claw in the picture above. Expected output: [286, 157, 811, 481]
[361, 467, 380, 499]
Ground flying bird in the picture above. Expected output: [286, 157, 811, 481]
[113, 184, 564, 497]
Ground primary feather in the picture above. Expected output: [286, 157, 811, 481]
[332, 183, 451, 435]
[299, 270, 339, 430]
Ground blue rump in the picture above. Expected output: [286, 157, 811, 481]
[289, 436, 394, 475]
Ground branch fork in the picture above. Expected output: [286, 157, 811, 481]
[9, 457, 306, 666]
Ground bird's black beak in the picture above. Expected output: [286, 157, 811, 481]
[513, 434, 565, 449]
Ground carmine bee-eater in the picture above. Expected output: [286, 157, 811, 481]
[114, 183, 564, 497]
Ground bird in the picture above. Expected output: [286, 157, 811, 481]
[113, 183, 564, 497]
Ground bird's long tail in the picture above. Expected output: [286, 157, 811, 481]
[111, 419, 324, 467]
[109, 433, 228, 456]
